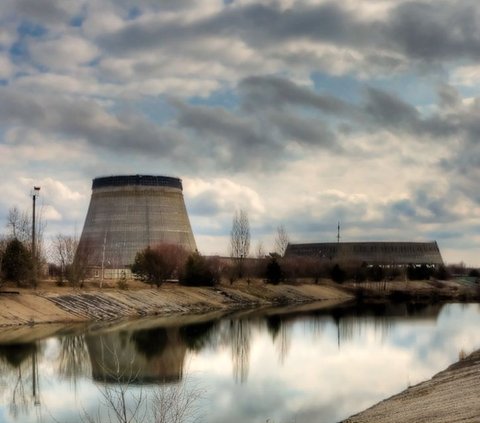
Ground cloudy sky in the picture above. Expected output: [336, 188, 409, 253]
[1, 0, 480, 265]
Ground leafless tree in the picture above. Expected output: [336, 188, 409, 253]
[69, 238, 92, 288]
[230, 319, 251, 383]
[58, 336, 90, 388]
[82, 342, 203, 423]
[230, 209, 250, 260]
[274, 225, 289, 257]
[6, 205, 47, 281]
[255, 241, 265, 259]
[6, 207, 30, 243]
[230, 210, 250, 280]
[51, 234, 79, 284]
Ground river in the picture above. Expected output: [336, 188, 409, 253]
[0, 302, 479, 423]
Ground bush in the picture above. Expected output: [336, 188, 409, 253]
[330, 264, 346, 284]
[468, 268, 480, 278]
[117, 271, 128, 290]
[407, 264, 434, 280]
[179, 252, 218, 287]
[131, 244, 187, 287]
[367, 265, 385, 282]
[265, 257, 282, 285]
[434, 265, 451, 280]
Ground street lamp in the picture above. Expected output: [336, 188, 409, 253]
[32, 186, 40, 287]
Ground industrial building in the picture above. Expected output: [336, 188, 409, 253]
[77, 175, 197, 279]
[285, 241, 444, 267]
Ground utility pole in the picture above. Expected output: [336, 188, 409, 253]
[32, 186, 40, 288]
[337, 221, 341, 243]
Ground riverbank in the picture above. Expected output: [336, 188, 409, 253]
[0, 279, 352, 328]
[344, 278, 480, 302]
[343, 348, 480, 422]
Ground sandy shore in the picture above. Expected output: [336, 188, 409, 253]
[0, 279, 352, 328]
[343, 349, 480, 423]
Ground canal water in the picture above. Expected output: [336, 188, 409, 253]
[0, 302, 479, 423]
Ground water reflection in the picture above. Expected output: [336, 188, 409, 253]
[86, 327, 187, 384]
[0, 302, 478, 423]
[58, 336, 90, 386]
[0, 342, 40, 418]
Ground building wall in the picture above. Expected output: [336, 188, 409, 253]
[285, 241, 444, 266]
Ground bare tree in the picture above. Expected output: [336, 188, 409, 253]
[230, 210, 250, 260]
[230, 210, 250, 280]
[230, 319, 251, 383]
[274, 225, 289, 257]
[51, 234, 79, 285]
[82, 342, 203, 423]
[6, 205, 47, 282]
[255, 241, 265, 259]
[6, 207, 30, 243]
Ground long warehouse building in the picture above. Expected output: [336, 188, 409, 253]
[285, 241, 444, 266]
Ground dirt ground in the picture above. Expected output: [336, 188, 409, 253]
[343, 349, 480, 423]
[0, 278, 353, 328]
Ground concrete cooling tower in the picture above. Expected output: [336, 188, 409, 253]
[77, 175, 196, 278]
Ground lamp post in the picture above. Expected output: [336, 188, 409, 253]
[32, 186, 40, 287]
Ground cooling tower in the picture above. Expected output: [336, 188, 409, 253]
[77, 175, 196, 275]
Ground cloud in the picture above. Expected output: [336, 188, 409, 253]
[28, 35, 99, 70]
[1, 0, 480, 264]
[239, 75, 350, 114]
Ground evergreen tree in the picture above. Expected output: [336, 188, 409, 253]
[1, 238, 32, 285]
[265, 257, 282, 285]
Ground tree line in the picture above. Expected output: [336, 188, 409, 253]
[1, 203, 478, 288]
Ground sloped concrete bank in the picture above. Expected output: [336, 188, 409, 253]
[0, 282, 352, 328]
[343, 349, 480, 423]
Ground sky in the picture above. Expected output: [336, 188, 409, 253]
[0, 0, 480, 265]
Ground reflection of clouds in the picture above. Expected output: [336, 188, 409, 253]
[1, 304, 480, 423]
[188, 304, 480, 423]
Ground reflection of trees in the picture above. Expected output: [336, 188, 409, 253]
[265, 315, 291, 364]
[58, 335, 90, 389]
[83, 368, 203, 423]
[229, 319, 251, 383]
[0, 342, 39, 419]
[180, 320, 218, 352]
[327, 303, 443, 347]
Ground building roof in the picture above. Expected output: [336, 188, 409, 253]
[285, 241, 444, 266]
[92, 174, 183, 190]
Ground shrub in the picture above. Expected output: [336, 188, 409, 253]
[265, 257, 282, 285]
[331, 263, 346, 284]
[117, 271, 128, 290]
[179, 252, 218, 287]
[367, 265, 385, 282]
[131, 244, 187, 287]
[468, 268, 480, 278]
[434, 265, 451, 280]
[407, 264, 434, 280]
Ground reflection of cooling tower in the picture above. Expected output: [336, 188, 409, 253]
[86, 327, 187, 384]
[77, 175, 196, 270]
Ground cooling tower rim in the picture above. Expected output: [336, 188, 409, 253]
[92, 174, 183, 190]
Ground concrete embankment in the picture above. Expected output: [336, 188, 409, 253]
[343, 349, 480, 423]
[0, 281, 352, 328]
